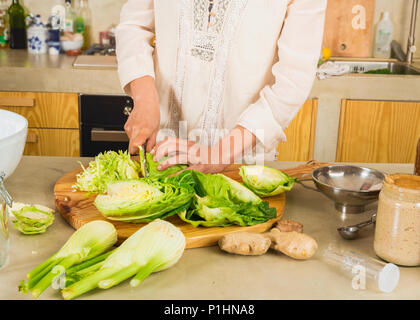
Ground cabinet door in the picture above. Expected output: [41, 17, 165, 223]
[276, 100, 318, 161]
[24, 129, 80, 157]
[337, 100, 420, 163]
[0, 92, 79, 129]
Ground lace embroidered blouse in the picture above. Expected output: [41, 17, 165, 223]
[116, 0, 327, 160]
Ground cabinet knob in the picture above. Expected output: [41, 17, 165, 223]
[26, 132, 38, 144]
[123, 106, 132, 116]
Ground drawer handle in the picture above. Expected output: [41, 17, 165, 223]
[0, 97, 35, 107]
[26, 132, 38, 144]
[91, 129, 129, 142]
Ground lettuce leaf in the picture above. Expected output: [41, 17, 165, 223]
[168, 170, 277, 227]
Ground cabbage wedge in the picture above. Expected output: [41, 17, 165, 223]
[61, 219, 186, 300]
[19, 221, 117, 298]
[94, 179, 194, 222]
[239, 165, 297, 197]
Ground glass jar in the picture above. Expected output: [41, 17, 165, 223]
[374, 174, 420, 266]
[0, 172, 12, 268]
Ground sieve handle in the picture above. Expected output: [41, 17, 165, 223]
[298, 173, 319, 192]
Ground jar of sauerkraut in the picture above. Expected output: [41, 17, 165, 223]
[374, 174, 420, 266]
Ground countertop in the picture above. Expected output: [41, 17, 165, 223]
[1, 156, 418, 300]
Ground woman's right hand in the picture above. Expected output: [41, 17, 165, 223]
[124, 76, 160, 154]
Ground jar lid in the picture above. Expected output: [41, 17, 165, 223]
[385, 174, 420, 191]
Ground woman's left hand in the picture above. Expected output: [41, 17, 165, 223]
[151, 137, 230, 174]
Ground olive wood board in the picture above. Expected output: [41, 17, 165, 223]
[54, 161, 329, 248]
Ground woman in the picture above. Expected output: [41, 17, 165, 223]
[116, 0, 326, 173]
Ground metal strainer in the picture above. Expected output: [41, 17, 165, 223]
[300, 165, 385, 214]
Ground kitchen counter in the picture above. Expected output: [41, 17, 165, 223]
[0, 49, 121, 95]
[1, 156, 418, 300]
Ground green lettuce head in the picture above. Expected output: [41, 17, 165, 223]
[239, 165, 297, 197]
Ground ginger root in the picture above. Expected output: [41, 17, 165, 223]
[274, 220, 303, 233]
[218, 220, 318, 260]
[265, 229, 318, 260]
[218, 232, 271, 256]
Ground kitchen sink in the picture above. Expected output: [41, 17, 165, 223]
[331, 60, 420, 75]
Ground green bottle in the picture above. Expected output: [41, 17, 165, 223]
[8, 0, 26, 49]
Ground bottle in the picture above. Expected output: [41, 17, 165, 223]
[27, 14, 48, 54]
[0, 0, 9, 48]
[51, 3, 66, 32]
[322, 246, 400, 293]
[64, 0, 75, 33]
[75, 0, 92, 49]
[374, 12, 394, 59]
[8, 0, 27, 49]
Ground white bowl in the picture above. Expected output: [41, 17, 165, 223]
[0, 110, 28, 180]
[61, 39, 83, 52]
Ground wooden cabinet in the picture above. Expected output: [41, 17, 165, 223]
[276, 100, 318, 161]
[0, 92, 79, 128]
[24, 129, 80, 157]
[0, 91, 80, 157]
[337, 100, 420, 163]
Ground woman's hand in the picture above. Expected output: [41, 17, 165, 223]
[151, 126, 257, 174]
[151, 137, 231, 174]
[124, 76, 160, 154]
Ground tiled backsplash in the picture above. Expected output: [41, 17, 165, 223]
[11, 0, 420, 58]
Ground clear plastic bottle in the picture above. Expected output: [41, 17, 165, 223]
[374, 12, 394, 59]
[322, 245, 400, 293]
[64, 0, 75, 33]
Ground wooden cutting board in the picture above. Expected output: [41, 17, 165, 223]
[54, 161, 329, 248]
[323, 0, 375, 57]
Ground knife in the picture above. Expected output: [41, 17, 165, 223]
[124, 107, 149, 178]
[141, 143, 149, 178]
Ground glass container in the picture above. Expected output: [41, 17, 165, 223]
[374, 174, 420, 266]
[0, 172, 12, 268]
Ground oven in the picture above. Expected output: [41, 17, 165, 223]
[79, 94, 133, 157]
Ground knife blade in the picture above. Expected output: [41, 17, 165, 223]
[142, 143, 149, 178]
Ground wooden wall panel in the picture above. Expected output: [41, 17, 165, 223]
[337, 100, 420, 163]
[276, 100, 318, 161]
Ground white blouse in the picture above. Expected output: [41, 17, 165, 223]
[116, 0, 327, 160]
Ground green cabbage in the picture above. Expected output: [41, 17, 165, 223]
[62, 219, 186, 300]
[139, 146, 187, 180]
[11, 203, 55, 235]
[94, 179, 194, 223]
[239, 165, 297, 197]
[74, 150, 141, 193]
[169, 170, 277, 227]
